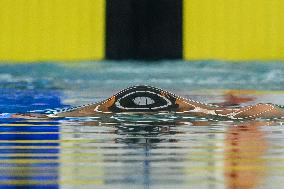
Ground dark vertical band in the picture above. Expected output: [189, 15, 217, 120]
[106, 0, 183, 60]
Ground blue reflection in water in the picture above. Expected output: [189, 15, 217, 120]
[143, 145, 150, 189]
[0, 89, 63, 189]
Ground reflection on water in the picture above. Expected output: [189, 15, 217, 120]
[225, 121, 268, 189]
[0, 118, 60, 188]
[1, 115, 284, 189]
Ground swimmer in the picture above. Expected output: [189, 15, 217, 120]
[2, 85, 284, 119]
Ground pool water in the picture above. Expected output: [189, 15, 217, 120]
[0, 61, 284, 189]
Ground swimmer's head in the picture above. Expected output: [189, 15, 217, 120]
[105, 85, 179, 112]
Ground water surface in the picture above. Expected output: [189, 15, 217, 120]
[0, 61, 284, 189]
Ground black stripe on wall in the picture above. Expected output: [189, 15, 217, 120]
[106, 0, 182, 60]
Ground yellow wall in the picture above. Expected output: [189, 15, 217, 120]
[0, 0, 105, 61]
[2, 0, 284, 61]
[184, 0, 284, 60]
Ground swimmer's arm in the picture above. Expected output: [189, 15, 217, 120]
[0, 95, 114, 119]
[55, 96, 116, 117]
[227, 103, 284, 119]
[55, 104, 101, 117]
[0, 113, 49, 119]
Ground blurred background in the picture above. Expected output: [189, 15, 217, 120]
[1, 0, 284, 61]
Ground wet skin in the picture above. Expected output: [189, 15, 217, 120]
[10, 85, 284, 119]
